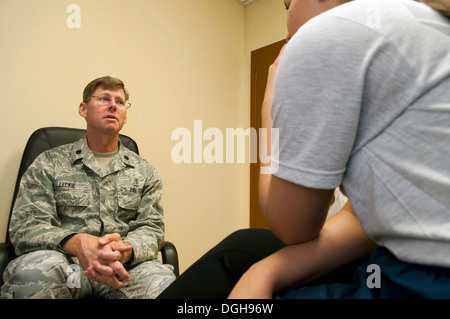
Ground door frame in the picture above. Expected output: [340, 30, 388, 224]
[249, 39, 286, 229]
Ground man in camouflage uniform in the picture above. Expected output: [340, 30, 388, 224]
[1, 76, 175, 298]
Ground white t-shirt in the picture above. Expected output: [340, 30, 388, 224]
[272, 0, 450, 267]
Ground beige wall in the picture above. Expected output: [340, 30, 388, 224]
[245, 0, 287, 52]
[0, 0, 286, 273]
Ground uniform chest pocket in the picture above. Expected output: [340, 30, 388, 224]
[55, 182, 90, 207]
[116, 179, 143, 210]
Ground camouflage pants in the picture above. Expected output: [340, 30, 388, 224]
[0, 250, 175, 299]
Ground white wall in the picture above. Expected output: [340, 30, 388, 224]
[0, 0, 286, 273]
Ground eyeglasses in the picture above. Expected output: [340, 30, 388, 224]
[88, 96, 131, 109]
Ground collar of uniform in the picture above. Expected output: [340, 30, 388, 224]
[71, 137, 90, 164]
[71, 136, 137, 168]
[117, 140, 137, 168]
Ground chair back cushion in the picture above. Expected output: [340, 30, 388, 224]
[16, 127, 138, 182]
[7, 127, 139, 240]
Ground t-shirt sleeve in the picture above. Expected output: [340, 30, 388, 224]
[271, 15, 376, 189]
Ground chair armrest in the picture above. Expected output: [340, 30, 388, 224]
[0, 242, 12, 286]
[161, 241, 179, 277]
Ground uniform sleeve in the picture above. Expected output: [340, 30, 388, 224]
[122, 165, 165, 266]
[271, 16, 374, 189]
[9, 152, 77, 256]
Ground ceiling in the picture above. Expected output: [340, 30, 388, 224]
[235, 0, 259, 7]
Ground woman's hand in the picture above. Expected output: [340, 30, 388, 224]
[228, 261, 276, 299]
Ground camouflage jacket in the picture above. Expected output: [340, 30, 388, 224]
[9, 137, 165, 266]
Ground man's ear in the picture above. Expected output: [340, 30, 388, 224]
[79, 102, 87, 119]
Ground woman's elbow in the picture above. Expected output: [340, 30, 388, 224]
[265, 213, 324, 245]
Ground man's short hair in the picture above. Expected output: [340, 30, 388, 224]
[83, 76, 129, 103]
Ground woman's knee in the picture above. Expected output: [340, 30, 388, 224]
[214, 228, 284, 256]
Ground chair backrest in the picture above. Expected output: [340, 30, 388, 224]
[6, 127, 139, 243]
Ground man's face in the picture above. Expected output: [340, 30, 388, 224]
[79, 86, 128, 135]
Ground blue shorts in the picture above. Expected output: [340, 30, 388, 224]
[281, 247, 450, 299]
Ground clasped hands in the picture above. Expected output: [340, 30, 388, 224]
[62, 233, 133, 289]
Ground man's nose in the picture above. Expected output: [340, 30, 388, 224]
[108, 103, 117, 111]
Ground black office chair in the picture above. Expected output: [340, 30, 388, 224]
[0, 127, 179, 287]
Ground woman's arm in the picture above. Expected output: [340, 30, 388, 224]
[258, 45, 285, 208]
[228, 201, 377, 299]
[259, 44, 332, 245]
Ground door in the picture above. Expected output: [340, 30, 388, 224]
[249, 40, 337, 229]
[250, 39, 285, 229]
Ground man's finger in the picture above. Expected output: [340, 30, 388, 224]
[91, 260, 115, 276]
[85, 266, 124, 289]
[109, 261, 131, 283]
[109, 241, 133, 252]
[98, 233, 121, 245]
[97, 249, 122, 261]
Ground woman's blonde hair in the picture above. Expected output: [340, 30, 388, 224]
[418, 0, 450, 16]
